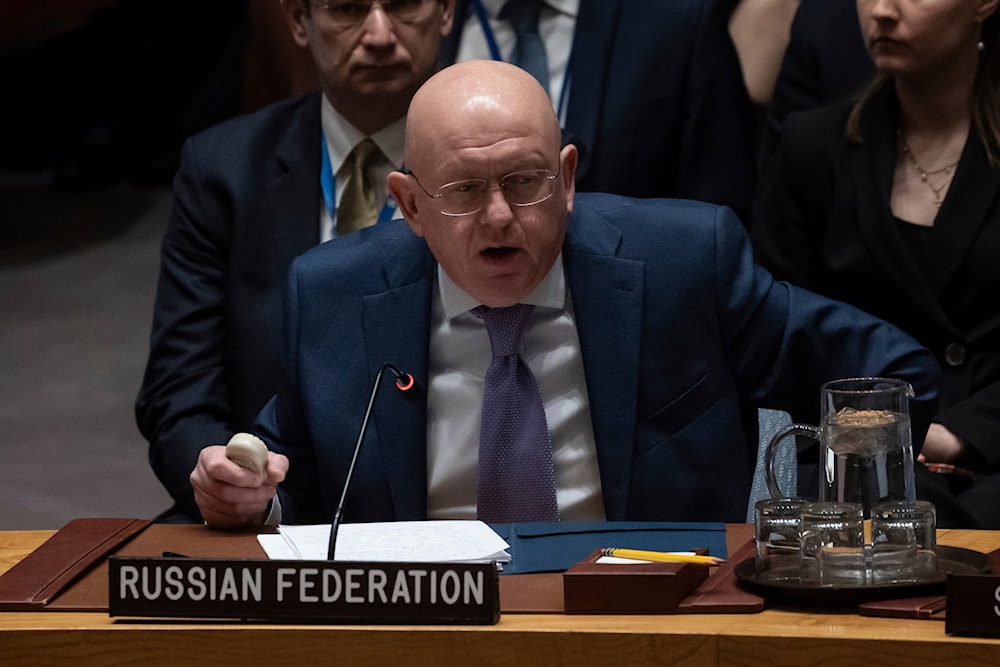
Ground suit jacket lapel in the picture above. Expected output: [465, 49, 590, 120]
[562, 0, 621, 185]
[851, 89, 950, 325]
[266, 94, 323, 269]
[361, 245, 436, 520]
[929, 132, 1000, 295]
[564, 207, 643, 520]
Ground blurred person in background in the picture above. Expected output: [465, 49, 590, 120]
[754, 0, 1000, 527]
[136, 0, 456, 522]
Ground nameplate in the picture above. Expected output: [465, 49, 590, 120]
[945, 574, 1000, 637]
[108, 557, 499, 624]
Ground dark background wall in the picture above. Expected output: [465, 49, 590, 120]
[0, 1, 316, 529]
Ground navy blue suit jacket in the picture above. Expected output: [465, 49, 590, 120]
[136, 94, 323, 521]
[257, 194, 940, 525]
[440, 0, 756, 222]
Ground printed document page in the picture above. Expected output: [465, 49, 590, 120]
[257, 520, 511, 563]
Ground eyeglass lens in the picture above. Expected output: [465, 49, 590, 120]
[436, 170, 558, 215]
[314, 0, 430, 26]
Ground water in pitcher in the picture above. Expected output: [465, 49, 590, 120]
[822, 408, 915, 514]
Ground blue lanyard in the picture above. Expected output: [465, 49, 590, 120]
[320, 130, 398, 236]
[470, 0, 572, 125]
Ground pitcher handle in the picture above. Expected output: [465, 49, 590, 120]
[764, 423, 820, 498]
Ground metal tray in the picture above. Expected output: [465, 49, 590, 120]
[733, 546, 991, 606]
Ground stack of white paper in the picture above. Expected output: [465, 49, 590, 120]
[257, 520, 511, 564]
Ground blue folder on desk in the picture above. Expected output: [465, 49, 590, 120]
[489, 521, 727, 574]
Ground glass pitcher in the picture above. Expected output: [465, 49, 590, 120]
[764, 377, 916, 516]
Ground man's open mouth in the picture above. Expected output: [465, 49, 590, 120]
[481, 247, 518, 258]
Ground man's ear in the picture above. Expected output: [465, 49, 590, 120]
[440, 0, 457, 36]
[560, 144, 578, 215]
[280, 0, 310, 48]
[977, 0, 1000, 23]
[388, 171, 426, 237]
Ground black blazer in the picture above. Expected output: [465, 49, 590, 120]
[135, 94, 324, 521]
[754, 87, 1000, 483]
[441, 0, 756, 222]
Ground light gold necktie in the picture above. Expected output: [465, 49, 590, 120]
[337, 138, 380, 235]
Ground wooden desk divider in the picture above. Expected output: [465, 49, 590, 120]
[0, 518, 150, 611]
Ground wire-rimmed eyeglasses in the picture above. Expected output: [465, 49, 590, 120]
[405, 166, 562, 216]
[310, 0, 436, 28]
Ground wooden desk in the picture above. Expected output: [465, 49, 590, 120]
[1, 528, 1000, 666]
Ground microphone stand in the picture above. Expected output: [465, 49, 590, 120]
[327, 363, 415, 559]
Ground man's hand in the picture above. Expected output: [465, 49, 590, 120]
[917, 423, 966, 464]
[191, 445, 288, 527]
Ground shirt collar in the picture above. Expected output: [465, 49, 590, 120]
[477, 0, 579, 20]
[438, 252, 567, 320]
[320, 94, 406, 171]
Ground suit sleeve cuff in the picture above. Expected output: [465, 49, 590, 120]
[263, 495, 282, 526]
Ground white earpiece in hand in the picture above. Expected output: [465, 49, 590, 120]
[225, 433, 269, 478]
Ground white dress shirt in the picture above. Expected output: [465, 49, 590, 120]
[319, 95, 405, 242]
[425, 253, 605, 521]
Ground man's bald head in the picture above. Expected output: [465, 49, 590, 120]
[404, 60, 562, 174]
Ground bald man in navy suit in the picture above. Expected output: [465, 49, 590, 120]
[189, 61, 939, 528]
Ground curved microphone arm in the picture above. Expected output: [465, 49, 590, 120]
[327, 363, 417, 559]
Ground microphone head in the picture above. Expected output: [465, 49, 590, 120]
[394, 372, 424, 401]
[384, 364, 423, 400]
[395, 373, 416, 392]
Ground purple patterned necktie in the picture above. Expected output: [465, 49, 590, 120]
[475, 304, 559, 522]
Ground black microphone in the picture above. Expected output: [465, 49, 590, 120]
[327, 363, 420, 559]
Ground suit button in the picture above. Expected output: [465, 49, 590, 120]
[944, 343, 966, 366]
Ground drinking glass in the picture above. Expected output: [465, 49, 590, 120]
[799, 502, 867, 586]
[870, 500, 937, 584]
[754, 497, 810, 581]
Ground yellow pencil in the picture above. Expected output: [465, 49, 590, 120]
[601, 547, 725, 565]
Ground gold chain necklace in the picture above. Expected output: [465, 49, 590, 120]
[898, 130, 959, 207]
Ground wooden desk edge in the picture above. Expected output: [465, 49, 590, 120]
[1, 526, 999, 667]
